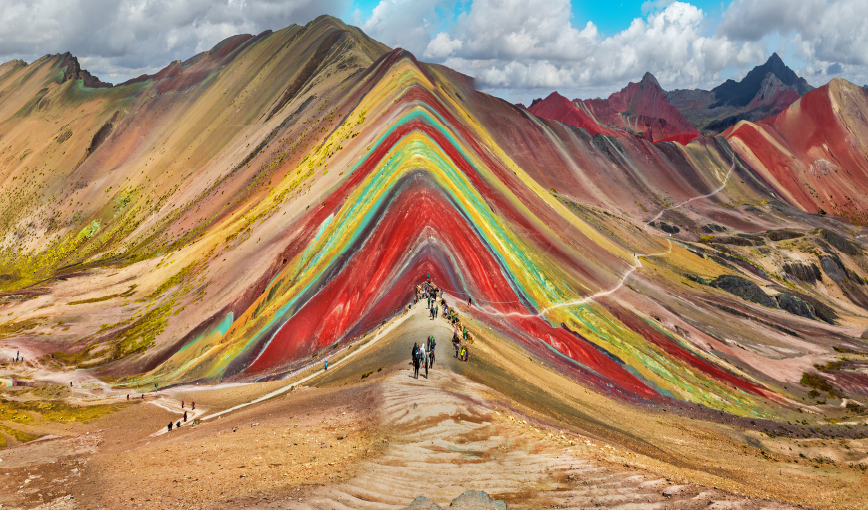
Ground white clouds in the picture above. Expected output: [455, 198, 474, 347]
[0, 0, 350, 82]
[2, 0, 865, 98]
[425, 33, 463, 59]
[357, 0, 868, 99]
[361, 0, 456, 55]
[408, 0, 765, 98]
[718, 0, 868, 88]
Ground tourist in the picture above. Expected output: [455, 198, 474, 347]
[412, 343, 420, 379]
[428, 336, 435, 368]
[168, 422, 173, 431]
[419, 342, 427, 379]
[184, 411, 187, 422]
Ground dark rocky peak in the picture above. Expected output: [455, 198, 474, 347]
[640, 71, 662, 91]
[710, 53, 811, 108]
[59, 53, 112, 88]
[529, 97, 544, 108]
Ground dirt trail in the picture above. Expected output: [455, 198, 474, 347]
[291, 369, 800, 510]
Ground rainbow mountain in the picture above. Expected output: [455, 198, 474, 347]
[2, 16, 868, 419]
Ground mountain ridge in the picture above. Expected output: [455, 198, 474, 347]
[0, 16, 866, 428]
[668, 53, 814, 133]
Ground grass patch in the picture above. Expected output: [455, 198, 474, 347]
[801, 372, 839, 397]
[0, 318, 41, 339]
[68, 294, 118, 305]
[0, 397, 128, 424]
[0, 424, 39, 447]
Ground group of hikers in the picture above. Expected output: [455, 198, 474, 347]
[411, 335, 436, 379]
[167, 400, 196, 432]
[409, 276, 474, 378]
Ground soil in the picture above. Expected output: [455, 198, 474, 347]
[0, 303, 865, 509]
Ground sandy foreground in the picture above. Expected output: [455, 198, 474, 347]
[0, 304, 863, 509]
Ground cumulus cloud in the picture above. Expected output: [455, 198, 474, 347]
[406, 0, 765, 98]
[424, 32, 463, 59]
[361, 0, 457, 56]
[718, 0, 868, 91]
[0, 0, 350, 83]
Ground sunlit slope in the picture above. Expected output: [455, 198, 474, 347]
[2, 19, 866, 420]
[126, 49, 790, 418]
[726, 78, 868, 225]
[0, 16, 388, 369]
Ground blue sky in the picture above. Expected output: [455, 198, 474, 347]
[0, 0, 865, 103]
[345, 0, 729, 37]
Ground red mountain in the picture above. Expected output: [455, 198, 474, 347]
[527, 73, 699, 143]
[603, 72, 699, 142]
[726, 78, 868, 224]
[526, 91, 617, 137]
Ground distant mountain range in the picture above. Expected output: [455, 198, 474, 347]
[668, 53, 813, 133]
[525, 53, 816, 139]
[526, 72, 700, 143]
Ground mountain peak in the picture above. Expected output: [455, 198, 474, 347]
[710, 53, 811, 109]
[767, 52, 784, 66]
[641, 72, 661, 89]
[59, 53, 112, 88]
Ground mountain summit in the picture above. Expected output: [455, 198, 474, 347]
[710, 53, 813, 108]
[528, 72, 698, 143]
[668, 53, 813, 133]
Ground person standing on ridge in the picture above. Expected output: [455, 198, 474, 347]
[419, 341, 428, 379]
[428, 336, 436, 368]
[412, 343, 420, 379]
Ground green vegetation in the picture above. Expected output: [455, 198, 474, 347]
[0, 318, 41, 339]
[0, 397, 127, 425]
[68, 294, 118, 305]
[801, 372, 839, 398]
[0, 424, 39, 447]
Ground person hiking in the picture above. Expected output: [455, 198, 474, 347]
[428, 336, 436, 368]
[182, 401, 185, 409]
[412, 343, 420, 379]
[192, 401, 195, 410]
[127, 394, 130, 401]
[419, 342, 427, 379]
[468, 296, 472, 306]
[168, 422, 173, 431]
[184, 411, 188, 422]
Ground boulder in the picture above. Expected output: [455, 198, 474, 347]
[449, 491, 508, 510]
[403, 491, 509, 510]
[403, 496, 442, 510]
[711, 275, 777, 308]
[775, 293, 816, 320]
